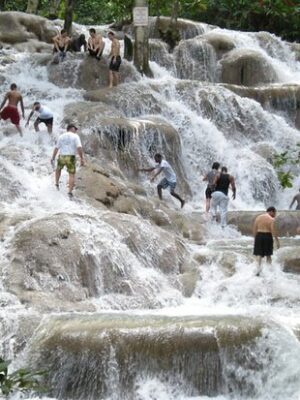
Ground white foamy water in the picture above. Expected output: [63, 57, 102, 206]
[0, 19, 300, 400]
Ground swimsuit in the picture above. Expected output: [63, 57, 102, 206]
[253, 232, 273, 257]
[109, 56, 122, 72]
[0, 105, 20, 125]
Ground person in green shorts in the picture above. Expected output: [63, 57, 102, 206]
[51, 124, 85, 198]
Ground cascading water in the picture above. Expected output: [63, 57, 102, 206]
[0, 14, 300, 400]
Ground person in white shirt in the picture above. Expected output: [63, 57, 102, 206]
[139, 153, 185, 208]
[51, 124, 85, 198]
[26, 102, 54, 134]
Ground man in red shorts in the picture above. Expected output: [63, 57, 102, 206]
[0, 83, 25, 136]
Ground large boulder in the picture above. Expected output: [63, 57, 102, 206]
[277, 246, 300, 274]
[201, 32, 235, 59]
[227, 210, 300, 236]
[220, 49, 278, 86]
[0, 12, 56, 45]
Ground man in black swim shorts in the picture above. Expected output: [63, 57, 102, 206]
[108, 31, 122, 87]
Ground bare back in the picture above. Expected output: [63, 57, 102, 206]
[5, 90, 22, 107]
[253, 213, 274, 234]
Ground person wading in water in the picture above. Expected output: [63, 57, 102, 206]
[203, 162, 220, 212]
[0, 83, 25, 136]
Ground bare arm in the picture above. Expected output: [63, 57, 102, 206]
[253, 218, 258, 236]
[77, 146, 85, 166]
[202, 174, 208, 182]
[26, 109, 35, 125]
[20, 96, 25, 118]
[53, 35, 60, 52]
[271, 220, 280, 249]
[150, 167, 162, 182]
[289, 196, 296, 209]
[139, 167, 156, 172]
[0, 93, 8, 110]
[51, 147, 59, 161]
[230, 175, 236, 199]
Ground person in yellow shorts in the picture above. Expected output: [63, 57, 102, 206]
[51, 124, 85, 198]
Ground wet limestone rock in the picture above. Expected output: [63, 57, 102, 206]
[220, 49, 278, 86]
[202, 32, 235, 58]
[277, 247, 300, 274]
[0, 12, 56, 45]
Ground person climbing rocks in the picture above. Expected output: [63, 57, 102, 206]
[53, 29, 71, 62]
[0, 83, 24, 136]
[203, 161, 220, 212]
[51, 124, 85, 199]
[253, 206, 280, 275]
[139, 153, 185, 208]
[211, 166, 236, 228]
[87, 28, 105, 60]
[70, 34, 87, 52]
[289, 189, 300, 210]
[26, 102, 54, 135]
[108, 31, 121, 88]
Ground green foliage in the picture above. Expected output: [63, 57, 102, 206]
[273, 144, 300, 189]
[0, 357, 47, 397]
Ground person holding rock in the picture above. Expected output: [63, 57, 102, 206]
[26, 102, 53, 135]
[51, 124, 85, 199]
[203, 161, 220, 212]
[253, 206, 280, 275]
[289, 189, 300, 210]
[139, 153, 185, 208]
[108, 31, 121, 88]
[0, 83, 24, 136]
[53, 29, 71, 62]
[211, 166, 236, 228]
[87, 28, 105, 60]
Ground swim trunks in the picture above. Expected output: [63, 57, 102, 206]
[36, 117, 53, 126]
[109, 55, 122, 72]
[158, 177, 176, 192]
[0, 105, 20, 125]
[253, 232, 273, 257]
[205, 187, 213, 199]
[88, 48, 103, 59]
[57, 155, 76, 174]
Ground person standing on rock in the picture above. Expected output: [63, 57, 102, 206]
[51, 124, 85, 199]
[108, 31, 121, 88]
[26, 102, 54, 135]
[0, 83, 24, 136]
[253, 206, 280, 275]
[87, 28, 105, 60]
[203, 162, 220, 212]
[53, 29, 71, 62]
[139, 153, 185, 208]
[289, 189, 300, 210]
[211, 166, 236, 228]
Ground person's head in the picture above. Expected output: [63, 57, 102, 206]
[154, 153, 162, 163]
[10, 83, 17, 90]
[212, 162, 220, 170]
[267, 206, 276, 217]
[67, 123, 78, 133]
[33, 101, 41, 111]
[79, 34, 86, 44]
[60, 29, 67, 37]
[221, 166, 227, 173]
[108, 31, 115, 41]
[89, 28, 96, 37]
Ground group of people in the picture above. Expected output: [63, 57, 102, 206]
[53, 28, 122, 87]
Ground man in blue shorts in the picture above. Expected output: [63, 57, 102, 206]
[139, 153, 185, 208]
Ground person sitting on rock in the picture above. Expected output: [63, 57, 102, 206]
[53, 29, 71, 62]
[0, 83, 24, 136]
[289, 189, 300, 210]
[70, 34, 87, 52]
[87, 28, 105, 60]
[26, 102, 54, 135]
[108, 31, 122, 88]
[139, 153, 185, 208]
[51, 124, 85, 199]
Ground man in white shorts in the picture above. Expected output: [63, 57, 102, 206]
[26, 102, 54, 134]
[51, 124, 85, 198]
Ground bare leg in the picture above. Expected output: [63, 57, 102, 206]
[68, 173, 75, 194]
[266, 256, 272, 264]
[256, 256, 262, 276]
[47, 124, 53, 135]
[55, 168, 61, 187]
[16, 125, 23, 137]
[108, 70, 113, 88]
[205, 198, 211, 213]
[157, 185, 163, 200]
[34, 121, 40, 132]
[171, 190, 185, 208]
[113, 71, 119, 86]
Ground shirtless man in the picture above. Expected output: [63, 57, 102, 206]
[0, 83, 24, 136]
[108, 31, 122, 88]
[203, 161, 220, 212]
[87, 28, 105, 60]
[53, 29, 71, 62]
[289, 189, 300, 210]
[26, 102, 54, 134]
[253, 206, 280, 275]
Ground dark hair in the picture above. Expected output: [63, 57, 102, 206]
[33, 101, 40, 106]
[89, 28, 96, 34]
[267, 206, 276, 213]
[108, 31, 115, 36]
[221, 166, 227, 173]
[154, 153, 162, 161]
[67, 123, 78, 131]
[10, 83, 17, 90]
[212, 162, 220, 170]
[61, 29, 66, 34]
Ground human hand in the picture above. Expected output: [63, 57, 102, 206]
[232, 193, 236, 200]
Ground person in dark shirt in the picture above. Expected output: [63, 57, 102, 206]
[211, 166, 236, 228]
[69, 34, 87, 52]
